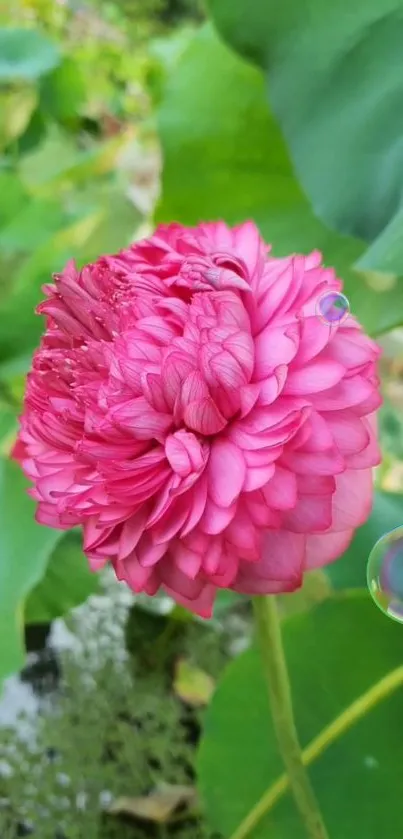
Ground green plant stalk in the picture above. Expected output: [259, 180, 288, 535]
[252, 596, 330, 839]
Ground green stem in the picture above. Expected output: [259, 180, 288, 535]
[252, 596, 330, 839]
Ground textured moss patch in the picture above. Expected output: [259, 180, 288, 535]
[0, 600, 249, 839]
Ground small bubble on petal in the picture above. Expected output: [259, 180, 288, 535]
[316, 291, 350, 324]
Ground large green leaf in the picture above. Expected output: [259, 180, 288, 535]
[209, 0, 403, 272]
[0, 28, 60, 81]
[157, 24, 403, 336]
[198, 594, 403, 839]
[25, 530, 100, 625]
[326, 490, 403, 590]
[355, 208, 403, 274]
[0, 458, 62, 684]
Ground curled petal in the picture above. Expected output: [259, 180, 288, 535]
[209, 440, 246, 507]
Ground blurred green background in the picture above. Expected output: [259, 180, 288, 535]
[2, 1, 403, 837]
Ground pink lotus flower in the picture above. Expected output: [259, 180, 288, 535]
[14, 222, 381, 617]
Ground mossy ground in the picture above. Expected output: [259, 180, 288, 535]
[0, 572, 328, 839]
[0, 593, 250, 839]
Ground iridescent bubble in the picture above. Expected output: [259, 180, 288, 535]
[367, 526, 403, 623]
[316, 291, 350, 324]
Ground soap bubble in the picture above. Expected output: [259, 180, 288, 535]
[367, 526, 403, 623]
[316, 291, 350, 324]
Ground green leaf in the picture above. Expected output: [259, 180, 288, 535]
[15, 106, 47, 155]
[209, 0, 403, 270]
[379, 396, 403, 460]
[39, 58, 86, 125]
[157, 24, 403, 336]
[0, 457, 62, 684]
[0, 404, 18, 454]
[0, 354, 32, 380]
[74, 187, 140, 262]
[0, 176, 140, 362]
[198, 594, 403, 839]
[0, 187, 140, 362]
[0, 28, 60, 81]
[25, 530, 100, 624]
[0, 172, 27, 227]
[17, 130, 89, 188]
[0, 198, 67, 256]
[355, 208, 403, 274]
[0, 210, 104, 360]
[147, 26, 197, 104]
[0, 87, 37, 148]
[173, 658, 215, 707]
[19, 127, 135, 192]
[325, 490, 403, 591]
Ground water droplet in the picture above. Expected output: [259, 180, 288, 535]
[367, 526, 403, 623]
[364, 755, 379, 769]
[316, 291, 350, 324]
